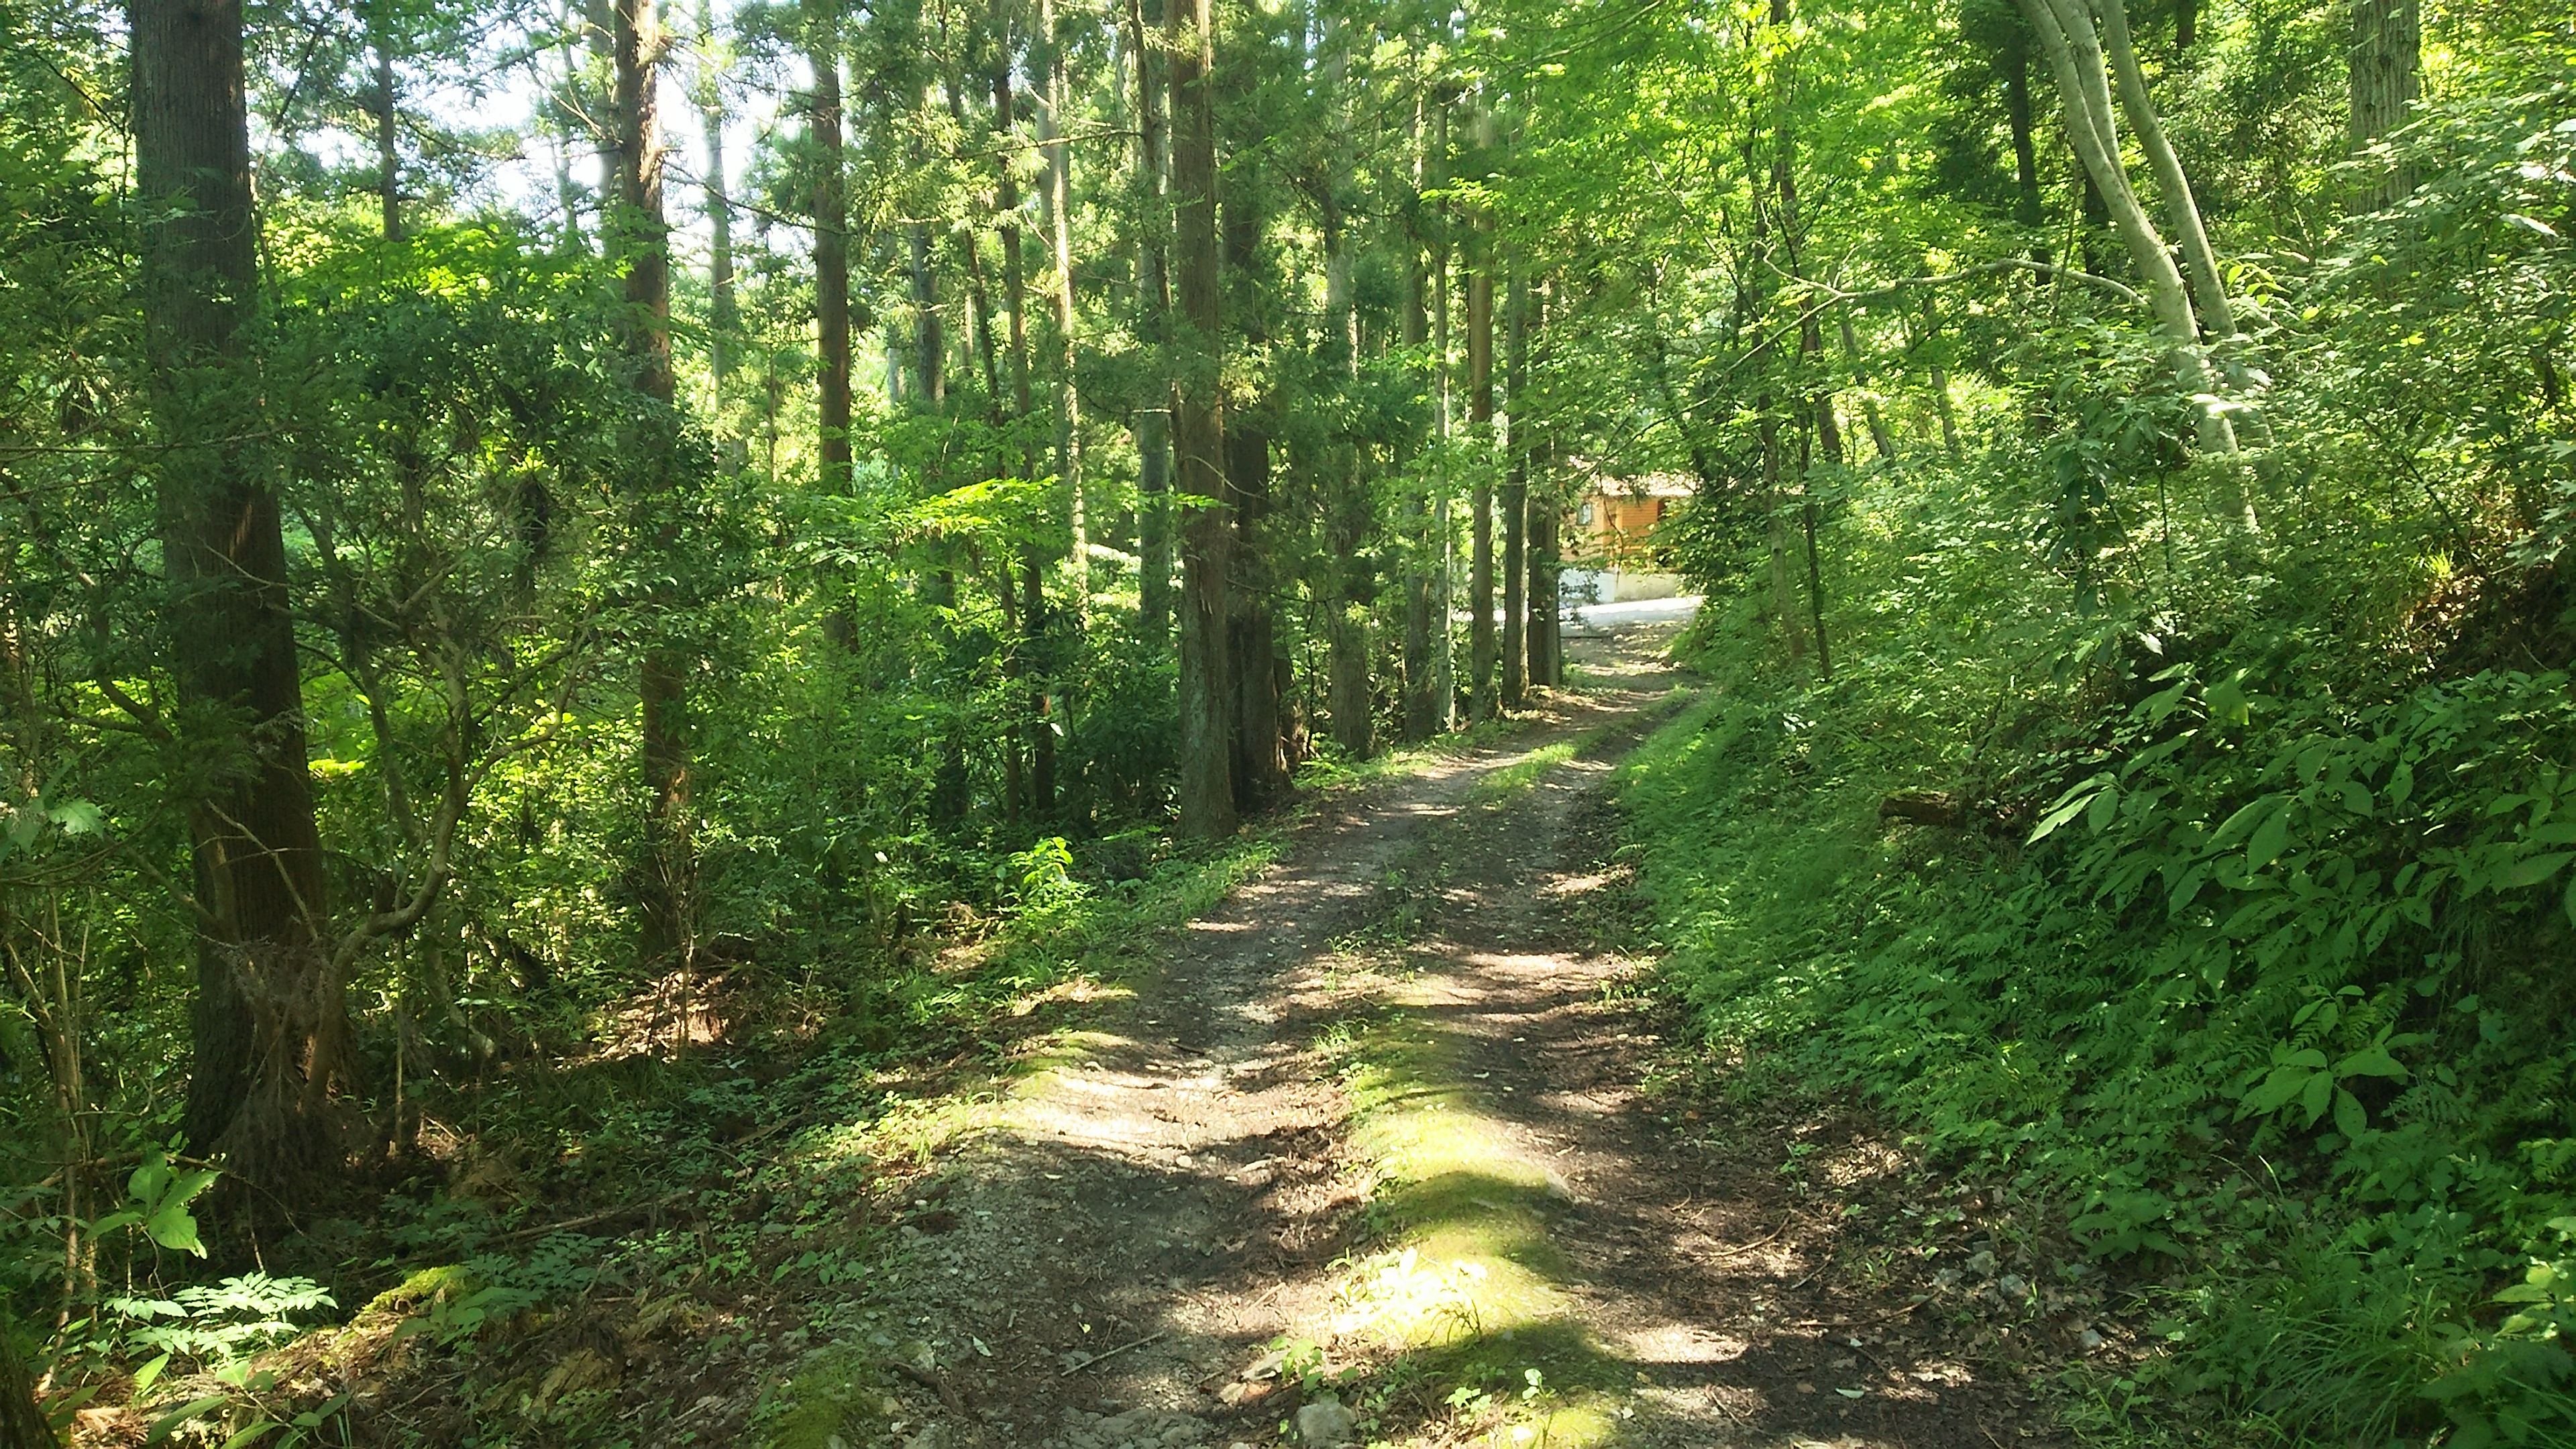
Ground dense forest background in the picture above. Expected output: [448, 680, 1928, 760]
[3, 0, 2573, 1442]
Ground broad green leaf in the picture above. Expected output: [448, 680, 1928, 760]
[2300, 1068, 2334, 1126]
[2502, 851, 2575, 890]
[2332, 1087, 2367, 1141]
[2086, 785, 2121, 833]
[2247, 809, 2293, 871]
[146, 1396, 228, 1446]
[2244, 1065, 2313, 1114]
[131, 1351, 172, 1397]
[2336, 1045, 2409, 1080]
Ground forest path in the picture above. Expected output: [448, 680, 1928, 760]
[841, 619, 2054, 1449]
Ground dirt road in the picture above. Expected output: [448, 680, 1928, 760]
[816, 619, 2056, 1448]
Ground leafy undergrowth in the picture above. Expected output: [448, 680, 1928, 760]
[72, 824, 1287, 1448]
[1619, 611, 2576, 1446]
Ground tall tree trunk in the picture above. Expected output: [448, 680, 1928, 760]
[137, 0, 352, 1187]
[1464, 103, 1497, 722]
[1222, 164, 1287, 809]
[1399, 90, 1438, 743]
[1039, 0, 1086, 610]
[1524, 278, 1560, 690]
[1320, 11, 1373, 759]
[608, 0, 693, 968]
[1743, 131, 1807, 667]
[1169, 0, 1234, 837]
[989, 59, 1055, 816]
[2348, 0, 2420, 209]
[696, 0, 745, 471]
[808, 1, 852, 492]
[1500, 258, 1528, 710]
[370, 3, 401, 241]
[2003, 28, 2048, 263]
[1430, 97, 1456, 731]
[1128, 0, 1175, 641]
[1774, 0, 1837, 679]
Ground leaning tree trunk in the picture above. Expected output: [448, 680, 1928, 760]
[1169, 0, 1235, 837]
[136, 0, 354, 1190]
[2090, 0, 2237, 350]
[2347, 0, 2420, 210]
[609, 0, 695, 968]
[2019, 0, 2243, 466]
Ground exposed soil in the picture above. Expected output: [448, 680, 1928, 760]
[817, 616, 2077, 1449]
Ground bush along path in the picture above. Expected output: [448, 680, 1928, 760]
[757, 615, 2076, 1449]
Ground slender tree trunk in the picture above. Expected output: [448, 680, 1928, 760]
[1774, 0, 1837, 678]
[2003, 30, 2048, 263]
[370, 4, 402, 242]
[1127, 0, 1175, 642]
[808, 2, 852, 492]
[1838, 308, 1896, 461]
[1039, 0, 1086, 609]
[1169, 0, 1234, 836]
[608, 0, 693, 969]
[1500, 258, 1528, 710]
[696, 0, 746, 471]
[1399, 91, 1438, 743]
[1320, 12, 1373, 758]
[1922, 297, 1964, 460]
[1430, 98, 1456, 731]
[137, 0, 353, 1187]
[1222, 162, 1287, 808]
[1523, 279, 1560, 689]
[1464, 104, 1497, 722]
[988, 60, 1055, 816]
[2348, 0, 2420, 209]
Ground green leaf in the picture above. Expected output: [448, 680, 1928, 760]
[2502, 851, 2575, 890]
[2086, 785, 2121, 833]
[2210, 796, 2278, 851]
[2027, 792, 2098, 845]
[2300, 1069, 2335, 1126]
[2205, 674, 2251, 727]
[131, 1351, 172, 1397]
[46, 800, 103, 835]
[2333, 1087, 2367, 1141]
[2244, 1065, 2314, 1114]
[2336, 1045, 2409, 1080]
[146, 1396, 229, 1446]
[2247, 808, 2294, 871]
[219, 1419, 282, 1449]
